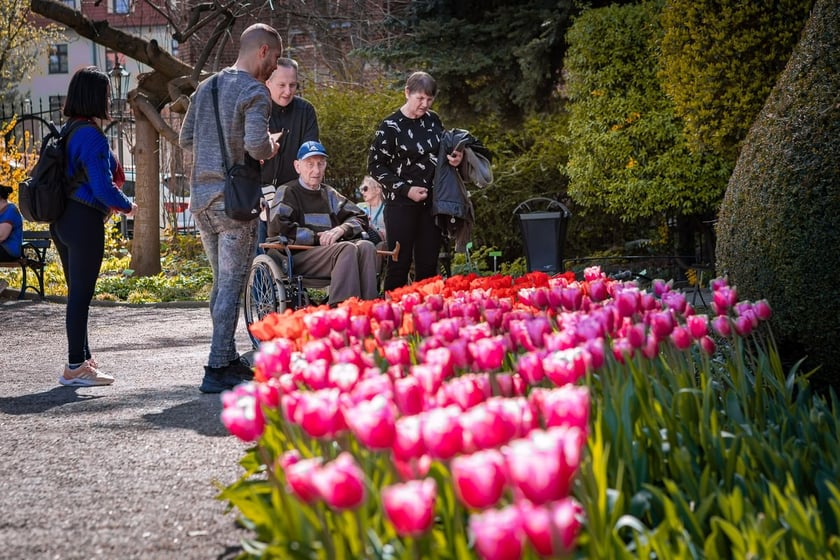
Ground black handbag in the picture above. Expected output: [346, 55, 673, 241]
[211, 75, 262, 221]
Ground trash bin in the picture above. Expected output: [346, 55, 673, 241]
[513, 197, 572, 274]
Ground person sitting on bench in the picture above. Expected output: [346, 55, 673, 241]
[267, 141, 378, 306]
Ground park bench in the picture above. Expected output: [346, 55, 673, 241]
[0, 230, 51, 300]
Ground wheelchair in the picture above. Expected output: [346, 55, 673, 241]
[243, 237, 399, 348]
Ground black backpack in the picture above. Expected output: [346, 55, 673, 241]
[18, 120, 89, 223]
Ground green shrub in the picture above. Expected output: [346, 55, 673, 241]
[716, 0, 840, 389]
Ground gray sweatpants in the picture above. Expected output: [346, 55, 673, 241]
[195, 199, 257, 368]
[291, 240, 378, 305]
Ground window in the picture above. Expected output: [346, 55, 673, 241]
[48, 44, 68, 74]
[110, 0, 131, 14]
[61, 0, 76, 8]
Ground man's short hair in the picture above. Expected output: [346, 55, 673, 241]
[239, 23, 282, 54]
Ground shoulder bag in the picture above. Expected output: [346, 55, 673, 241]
[210, 75, 262, 221]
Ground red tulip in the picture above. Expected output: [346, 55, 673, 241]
[343, 394, 396, 450]
[221, 383, 265, 442]
[421, 405, 463, 460]
[469, 505, 524, 560]
[382, 478, 437, 536]
[451, 449, 507, 510]
[311, 452, 366, 511]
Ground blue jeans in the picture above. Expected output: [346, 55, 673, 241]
[195, 199, 257, 368]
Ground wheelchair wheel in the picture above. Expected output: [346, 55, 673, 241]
[244, 254, 288, 348]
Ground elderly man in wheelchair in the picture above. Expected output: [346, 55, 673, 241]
[263, 141, 379, 307]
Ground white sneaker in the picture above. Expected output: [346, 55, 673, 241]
[58, 361, 115, 387]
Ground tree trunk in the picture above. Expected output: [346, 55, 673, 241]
[129, 109, 162, 275]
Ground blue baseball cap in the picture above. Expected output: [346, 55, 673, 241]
[296, 141, 329, 161]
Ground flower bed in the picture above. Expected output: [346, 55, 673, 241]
[219, 268, 840, 559]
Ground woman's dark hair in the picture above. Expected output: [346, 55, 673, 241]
[63, 66, 111, 120]
[405, 71, 437, 97]
[0, 185, 13, 199]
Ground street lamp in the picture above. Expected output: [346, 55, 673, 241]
[108, 60, 130, 113]
[108, 60, 131, 236]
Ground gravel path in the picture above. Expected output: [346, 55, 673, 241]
[0, 297, 257, 559]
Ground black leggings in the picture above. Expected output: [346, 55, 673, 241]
[50, 200, 105, 365]
[383, 204, 441, 292]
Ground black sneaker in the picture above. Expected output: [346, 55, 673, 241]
[226, 356, 254, 381]
[199, 365, 247, 394]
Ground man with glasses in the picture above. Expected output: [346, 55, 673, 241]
[257, 58, 320, 252]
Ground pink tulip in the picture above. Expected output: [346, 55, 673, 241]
[661, 290, 687, 314]
[516, 351, 545, 385]
[588, 279, 608, 302]
[350, 375, 393, 405]
[412, 364, 446, 396]
[583, 265, 603, 281]
[423, 346, 455, 379]
[699, 335, 716, 355]
[543, 329, 577, 352]
[293, 388, 346, 439]
[221, 383, 265, 442]
[348, 314, 371, 340]
[253, 338, 295, 378]
[754, 299, 772, 321]
[543, 348, 588, 387]
[392, 414, 425, 461]
[505, 427, 585, 505]
[302, 339, 334, 364]
[442, 376, 486, 411]
[585, 338, 605, 370]
[531, 385, 590, 432]
[470, 336, 506, 371]
[328, 362, 360, 392]
[649, 311, 675, 338]
[712, 315, 732, 337]
[413, 308, 437, 337]
[615, 289, 639, 318]
[392, 454, 432, 480]
[469, 505, 524, 560]
[431, 317, 462, 342]
[670, 326, 692, 350]
[382, 478, 437, 536]
[734, 314, 754, 337]
[520, 498, 584, 556]
[285, 456, 323, 504]
[384, 338, 412, 367]
[300, 359, 329, 390]
[559, 286, 583, 311]
[371, 300, 395, 323]
[421, 405, 463, 460]
[686, 314, 709, 339]
[611, 337, 634, 364]
[343, 394, 396, 450]
[653, 278, 670, 297]
[394, 375, 426, 416]
[311, 452, 366, 511]
[451, 449, 507, 510]
[303, 309, 331, 338]
[257, 379, 280, 409]
[460, 399, 517, 451]
[641, 334, 660, 360]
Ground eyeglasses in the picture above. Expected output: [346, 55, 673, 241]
[360, 185, 370, 193]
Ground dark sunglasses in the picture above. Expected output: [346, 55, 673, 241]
[360, 185, 370, 193]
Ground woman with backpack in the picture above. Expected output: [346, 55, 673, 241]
[52, 66, 137, 387]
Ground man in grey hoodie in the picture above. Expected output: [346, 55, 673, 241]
[180, 23, 283, 393]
